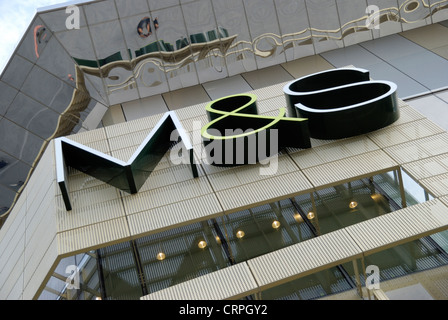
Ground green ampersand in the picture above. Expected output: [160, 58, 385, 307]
[201, 93, 310, 167]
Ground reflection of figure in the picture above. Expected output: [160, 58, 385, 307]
[137, 17, 151, 38]
[154, 17, 159, 31]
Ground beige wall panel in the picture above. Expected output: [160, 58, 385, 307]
[250, 81, 289, 101]
[393, 105, 426, 126]
[142, 262, 258, 300]
[65, 127, 107, 145]
[128, 193, 223, 236]
[345, 199, 448, 256]
[247, 229, 362, 291]
[23, 237, 58, 300]
[384, 133, 448, 164]
[402, 153, 448, 181]
[57, 217, 131, 257]
[173, 103, 208, 121]
[0, 255, 24, 300]
[5, 272, 24, 300]
[121, 177, 213, 215]
[291, 136, 380, 169]
[216, 171, 314, 213]
[419, 174, 448, 198]
[302, 150, 398, 189]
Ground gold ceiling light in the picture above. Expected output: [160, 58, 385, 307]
[215, 236, 222, 244]
[294, 213, 303, 223]
[349, 201, 358, 209]
[236, 230, 245, 239]
[272, 220, 281, 229]
[307, 211, 315, 220]
[198, 240, 207, 249]
[156, 252, 166, 261]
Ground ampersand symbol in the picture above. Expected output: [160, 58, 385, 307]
[201, 94, 310, 167]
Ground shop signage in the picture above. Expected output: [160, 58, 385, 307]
[56, 68, 399, 211]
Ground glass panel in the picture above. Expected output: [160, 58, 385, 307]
[150, 5, 199, 91]
[39, 6, 87, 33]
[243, 0, 287, 68]
[17, 17, 52, 64]
[115, 0, 150, 18]
[119, 14, 170, 99]
[35, 34, 78, 89]
[182, 0, 229, 83]
[88, 21, 140, 105]
[148, 0, 180, 11]
[367, 0, 402, 39]
[429, 0, 448, 23]
[0, 81, 18, 117]
[0, 118, 44, 166]
[20, 66, 76, 114]
[211, 0, 257, 75]
[0, 184, 16, 219]
[274, 0, 315, 61]
[84, 1, 119, 24]
[0, 151, 30, 193]
[336, 0, 373, 47]
[306, 0, 344, 54]
[5, 92, 60, 140]
[398, 0, 431, 31]
[1, 55, 34, 90]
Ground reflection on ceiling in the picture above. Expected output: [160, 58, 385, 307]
[1, 0, 448, 227]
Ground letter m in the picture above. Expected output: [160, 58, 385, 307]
[55, 111, 198, 211]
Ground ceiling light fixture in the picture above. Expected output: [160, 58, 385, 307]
[349, 201, 358, 209]
[272, 220, 281, 229]
[236, 230, 245, 239]
[307, 211, 315, 220]
[156, 252, 166, 261]
[198, 240, 207, 249]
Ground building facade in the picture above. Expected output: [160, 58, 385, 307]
[2, 0, 448, 300]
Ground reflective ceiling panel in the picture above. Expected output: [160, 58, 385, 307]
[115, 0, 150, 18]
[244, 0, 287, 69]
[151, 5, 199, 91]
[398, 0, 431, 31]
[120, 13, 171, 99]
[274, 0, 315, 62]
[367, 0, 402, 39]
[211, 0, 257, 76]
[0, 152, 31, 193]
[0, 81, 18, 117]
[148, 0, 180, 11]
[1, 55, 34, 90]
[430, 0, 448, 22]
[5, 92, 61, 140]
[0, 118, 45, 167]
[336, 0, 374, 47]
[182, 0, 229, 83]
[306, 0, 345, 54]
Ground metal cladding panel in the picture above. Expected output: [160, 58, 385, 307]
[367, 118, 445, 149]
[403, 153, 448, 181]
[57, 217, 131, 257]
[141, 262, 258, 300]
[127, 193, 223, 236]
[246, 229, 362, 290]
[345, 199, 448, 256]
[289, 135, 380, 170]
[420, 173, 448, 197]
[383, 133, 448, 165]
[301, 150, 398, 189]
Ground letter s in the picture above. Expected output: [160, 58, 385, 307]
[283, 67, 399, 140]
